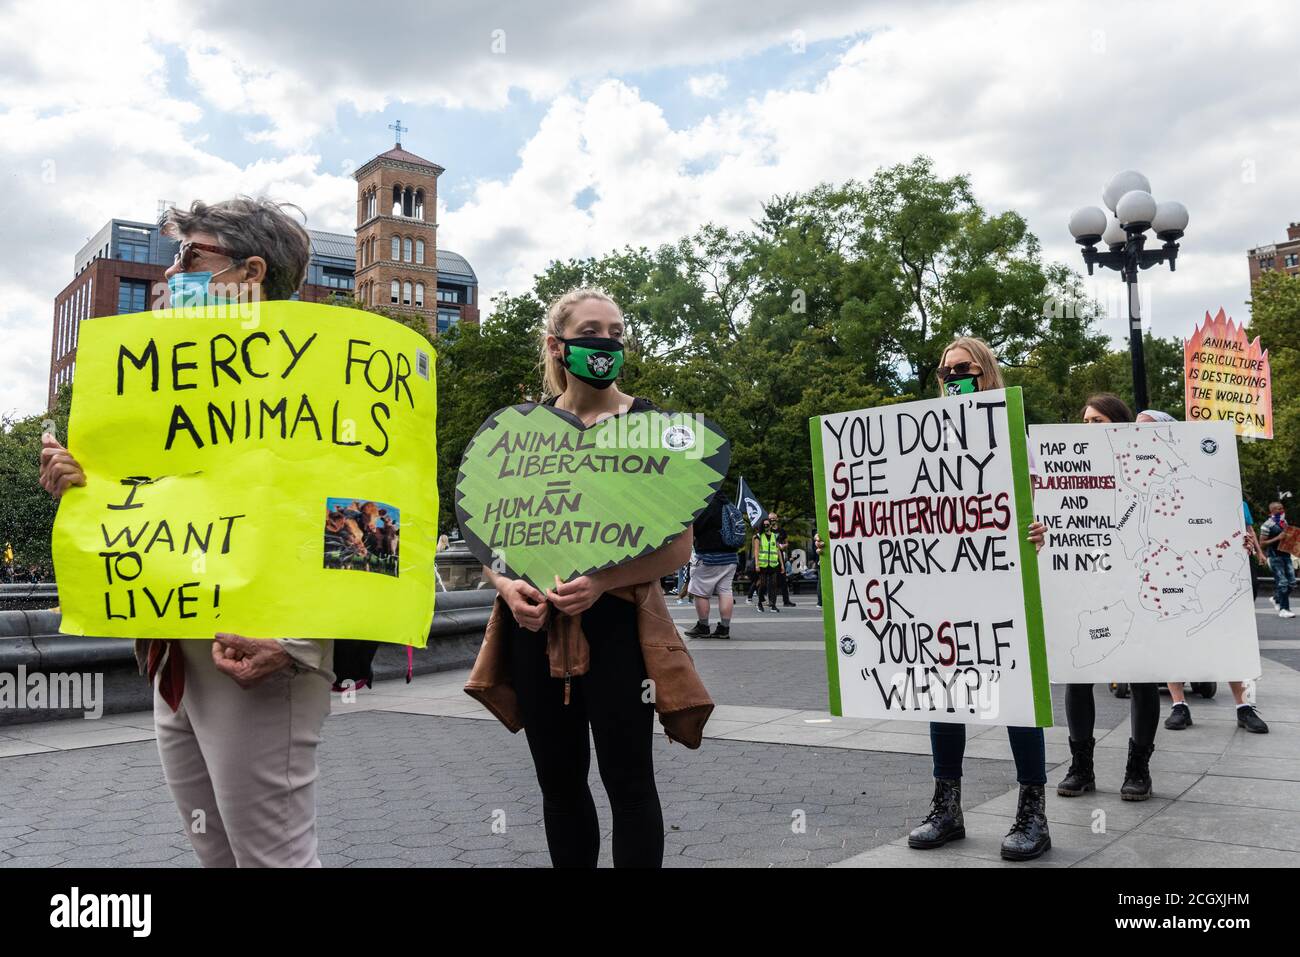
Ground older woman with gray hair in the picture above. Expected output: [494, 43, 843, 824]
[39, 197, 336, 867]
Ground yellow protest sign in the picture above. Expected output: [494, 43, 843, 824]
[52, 300, 438, 645]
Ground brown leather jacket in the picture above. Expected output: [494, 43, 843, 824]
[465, 582, 714, 748]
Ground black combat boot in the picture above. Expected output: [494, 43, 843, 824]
[907, 778, 964, 849]
[1001, 784, 1051, 861]
[1056, 737, 1096, 797]
[683, 621, 711, 638]
[710, 623, 731, 639]
[1121, 738, 1155, 801]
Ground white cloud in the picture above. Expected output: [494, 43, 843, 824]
[445, 0, 1297, 363]
[688, 73, 729, 98]
[2, 0, 1297, 418]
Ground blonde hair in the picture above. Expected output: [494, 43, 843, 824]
[539, 287, 621, 398]
[937, 336, 1005, 393]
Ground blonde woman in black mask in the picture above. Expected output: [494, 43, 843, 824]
[476, 288, 697, 868]
[908, 336, 1051, 861]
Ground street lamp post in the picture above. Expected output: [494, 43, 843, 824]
[1068, 170, 1189, 413]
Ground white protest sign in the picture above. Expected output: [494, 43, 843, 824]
[810, 387, 1052, 727]
[1030, 421, 1261, 683]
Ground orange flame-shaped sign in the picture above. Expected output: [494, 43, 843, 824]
[1184, 307, 1272, 440]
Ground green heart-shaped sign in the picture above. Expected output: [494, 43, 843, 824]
[455, 403, 731, 590]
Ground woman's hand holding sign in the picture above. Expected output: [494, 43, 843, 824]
[499, 578, 549, 632]
[1027, 520, 1047, 553]
[39, 434, 86, 498]
[548, 574, 603, 617]
[211, 633, 293, 688]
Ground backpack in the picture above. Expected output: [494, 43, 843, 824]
[720, 501, 746, 548]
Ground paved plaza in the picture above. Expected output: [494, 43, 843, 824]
[1, 597, 1297, 867]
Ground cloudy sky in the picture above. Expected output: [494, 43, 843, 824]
[2, 0, 1294, 416]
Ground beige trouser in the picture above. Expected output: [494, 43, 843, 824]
[153, 639, 334, 867]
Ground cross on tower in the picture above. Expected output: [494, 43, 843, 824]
[388, 119, 408, 147]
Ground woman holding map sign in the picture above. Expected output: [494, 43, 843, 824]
[907, 336, 1052, 862]
[38, 197, 337, 867]
[1028, 393, 1162, 801]
[472, 288, 704, 868]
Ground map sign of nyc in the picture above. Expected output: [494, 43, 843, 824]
[1072, 424, 1247, 668]
[455, 403, 730, 590]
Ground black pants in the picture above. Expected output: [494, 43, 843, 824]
[509, 595, 663, 867]
[930, 723, 1047, 785]
[776, 566, 791, 604]
[756, 566, 780, 606]
[1064, 683, 1159, 747]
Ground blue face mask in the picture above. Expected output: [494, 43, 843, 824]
[168, 268, 237, 307]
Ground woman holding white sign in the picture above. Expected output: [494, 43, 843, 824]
[907, 336, 1051, 862]
[1028, 393, 1161, 801]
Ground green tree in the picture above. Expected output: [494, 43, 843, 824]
[1240, 272, 1300, 514]
[0, 385, 71, 574]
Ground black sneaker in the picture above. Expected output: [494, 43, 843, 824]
[772, 602, 781, 614]
[683, 622, 711, 639]
[1237, 705, 1269, 734]
[710, 624, 730, 639]
[756, 602, 767, 613]
[783, 600, 797, 607]
[1164, 703, 1193, 730]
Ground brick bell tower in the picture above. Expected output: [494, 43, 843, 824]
[353, 121, 444, 332]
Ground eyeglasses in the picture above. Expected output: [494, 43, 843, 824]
[173, 240, 241, 271]
[937, 361, 980, 379]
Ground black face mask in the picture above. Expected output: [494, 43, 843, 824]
[559, 336, 624, 390]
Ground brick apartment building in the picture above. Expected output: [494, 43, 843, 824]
[47, 140, 479, 409]
[1246, 221, 1300, 283]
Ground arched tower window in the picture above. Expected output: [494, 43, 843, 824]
[415, 282, 424, 307]
[402, 187, 414, 218]
[391, 236, 400, 260]
[403, 238, 412, 262]
[392, 185, 402, 217]
[415, 239, 425, 264]
[403, 281, 412, 306]
[415, 189, 425, 220]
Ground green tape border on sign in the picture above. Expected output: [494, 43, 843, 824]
[809, 414, 841, 716]
[1005, 387, 1053, 728]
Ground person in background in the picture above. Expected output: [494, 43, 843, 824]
[39, 197, 332, 867]
[812, 531, 824, 608]
[752, 517, 783, 614]
[1133, 411, 1271, 735]
[674, 554, 693, 605]
[909, 335, 1050, 862]
[767, 512, 796, 607]
[684, 489, 739, 639]
[1260, 501, 1296, 620]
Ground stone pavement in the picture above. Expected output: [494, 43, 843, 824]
[0, 597, 1296, 867]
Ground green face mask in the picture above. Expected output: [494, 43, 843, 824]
[560, 336, 624, 389]
[943, 373, 978, 396]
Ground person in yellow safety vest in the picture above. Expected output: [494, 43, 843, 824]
[752, 518, 782, 614]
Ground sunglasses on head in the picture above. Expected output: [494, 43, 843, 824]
[937, 361, 980, 379]
[173, 240, 241, 271]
